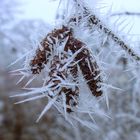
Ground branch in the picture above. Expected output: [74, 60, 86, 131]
[111, 12, 140, 17]
[72, 0, 140, 61]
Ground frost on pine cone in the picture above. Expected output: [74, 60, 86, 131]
[30, 25, 102, 113]
[10, 0, 140, 134]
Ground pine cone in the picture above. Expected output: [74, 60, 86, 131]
[30, 26, 102, 112]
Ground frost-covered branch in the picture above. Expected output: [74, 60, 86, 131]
[72, 0, 140, 61]
[111, 12, 140, 17]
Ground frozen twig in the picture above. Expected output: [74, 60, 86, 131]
[111, 12, 140, 17]
[72, 0, 140, 61]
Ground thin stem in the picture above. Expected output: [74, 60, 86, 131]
[111, 12, 140, 17]
[72, 0, 140, 61]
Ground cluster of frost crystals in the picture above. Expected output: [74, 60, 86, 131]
[11, 0, 140, 137]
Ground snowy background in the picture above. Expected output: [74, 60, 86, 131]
[0, 0, 140, 140]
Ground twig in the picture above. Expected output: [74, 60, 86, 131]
[72, 0, 140, 61]
[111, 12, 140, 17]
